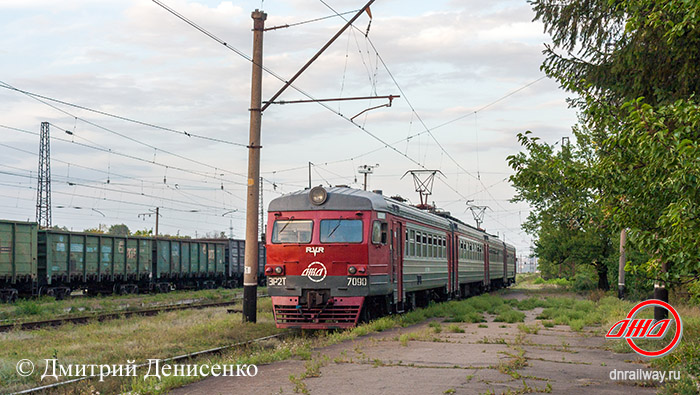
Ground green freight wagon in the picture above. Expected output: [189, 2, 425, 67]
[214, 239, 267, 288]
[0, 220, 38, 301]
[40, 230, 152, 296]
[153, 238, 226, 291]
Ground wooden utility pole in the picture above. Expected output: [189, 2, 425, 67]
[618, 228, 626, 299]
[242, 1, 373, 323]
[155, 207, 160, 236]
[243, 9, 266, 323]
[654, 261, 669, 320]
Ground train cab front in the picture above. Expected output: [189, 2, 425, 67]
[265, 186, 371, 329]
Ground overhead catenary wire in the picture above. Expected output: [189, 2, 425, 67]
[147, 1, 529, 239]
[1, 124, 247, 187]
[0, 81, 250, 181]
[0, 81, 246, 147]
[318, 0, 537, 226]
[151, 0, 430, 172]
[264, 9, 360, 31]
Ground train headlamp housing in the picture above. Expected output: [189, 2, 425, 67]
[348, 266, 357, 275]
[274, 266, 283, 274]
[309, 186, 328, 206]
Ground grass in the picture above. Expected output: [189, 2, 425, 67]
[0, 287, 263, 323]
[0, 298, 279, 394]
[517, 323, 540, 335]
[4, 273, 699, 394]
[446, 324, 465, 333]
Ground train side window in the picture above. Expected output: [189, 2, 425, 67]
[405, 231, 409, 255]
[415, 232, 421, 257]
[409, 230, 415, 257]
[372, 221, 388, 245]
[428, 235, 433, 258]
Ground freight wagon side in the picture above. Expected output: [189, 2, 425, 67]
[0, 220, 38, 301]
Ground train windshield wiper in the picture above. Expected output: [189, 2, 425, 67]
[326, 220, 342, 239]
[278, 220, 292, 235]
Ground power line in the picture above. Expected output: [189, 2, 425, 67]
[265, 9, 360, 31]
[152, 0, 430, 172]
[0, 136, 241, 194]
[318, 0, 535, 227]
[0, 81, 249, 182]
[0, 81, 247, 147]
[1, 124, 247, 186]
[152, 1, 530, 233]
[0, 167, 238, 212]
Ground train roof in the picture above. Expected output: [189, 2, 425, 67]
[268, 186, 515, 249]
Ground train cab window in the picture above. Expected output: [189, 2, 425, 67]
[272, 220, 313, 244]
[371, 221, 388, 245]
[321, 219, 363, 243]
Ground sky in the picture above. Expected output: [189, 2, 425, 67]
[0, 0, 578, 255]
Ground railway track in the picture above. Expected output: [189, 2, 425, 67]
[9, 333, 287, 395]
[0, 300, 245, 333]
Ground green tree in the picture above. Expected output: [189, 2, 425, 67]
[133, 228, 153, 237]
[84, 224, 107, 233]
[508, 131, 614, 289]
[526, 0, 700, 290]
[108, 224, 131, 237]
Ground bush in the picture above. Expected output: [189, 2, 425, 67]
[572, 265, 597, 292]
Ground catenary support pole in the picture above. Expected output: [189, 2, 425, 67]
[243, 9, 266, 323]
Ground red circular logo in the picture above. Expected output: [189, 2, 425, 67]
[625, 300, 683, 358]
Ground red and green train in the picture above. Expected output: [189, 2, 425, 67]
[265, 186, 516, 329]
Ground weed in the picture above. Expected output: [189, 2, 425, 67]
[446, 324, 465, 333]
[518, 323, 540, 335]
[289, 374, 308, 394]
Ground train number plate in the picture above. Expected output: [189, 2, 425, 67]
[268, 277, 286, 286]
[347, 277, 368, 287]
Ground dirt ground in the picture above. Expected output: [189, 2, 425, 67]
[171, 290, 658, 395]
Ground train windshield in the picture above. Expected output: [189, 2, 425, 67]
[271, 220, 313, 244]
[320, 219, 363, 243]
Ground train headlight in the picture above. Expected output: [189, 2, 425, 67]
[274, 266, 284, 274]
[309, 186, 328, 205]
[348, 266, 357, 275]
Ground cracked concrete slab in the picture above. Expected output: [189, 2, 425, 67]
[170, 290, 659, 395]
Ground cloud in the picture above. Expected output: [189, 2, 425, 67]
[0, 0, 576, 252]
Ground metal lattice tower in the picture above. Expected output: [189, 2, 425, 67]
[36, 122, 52, 228]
